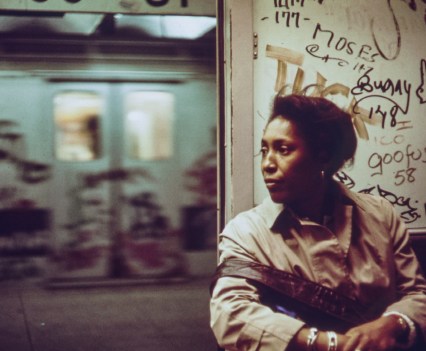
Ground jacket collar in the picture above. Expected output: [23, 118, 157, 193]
[262, 180, 366, 229]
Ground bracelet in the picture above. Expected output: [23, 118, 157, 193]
[327, 331, 337, 351]
[307, 327, 319, 351]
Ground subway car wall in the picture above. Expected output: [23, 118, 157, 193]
[0, 13, 217, 283]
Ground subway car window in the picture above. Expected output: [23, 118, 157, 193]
[53, 91, 103, 161]
[124, 91, 174, 160]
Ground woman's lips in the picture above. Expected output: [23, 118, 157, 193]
[264, 179, 283, 191]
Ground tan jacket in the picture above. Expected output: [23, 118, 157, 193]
[210, 182, 426, 351]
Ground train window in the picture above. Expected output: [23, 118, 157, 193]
[53, 91, 103, 162]
[124, 91, 174, 160]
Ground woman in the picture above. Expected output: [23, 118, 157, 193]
[210, 94, 426, 351]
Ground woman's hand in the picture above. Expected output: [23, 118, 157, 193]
[342, 315, 403, 351]
[289, 315, 404, 351]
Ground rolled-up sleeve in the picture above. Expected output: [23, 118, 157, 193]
[381, 198, 426, 341]
[210, 222, 305, 351]
[210, 275, 305, 351]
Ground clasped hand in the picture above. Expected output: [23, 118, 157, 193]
[341, 316, 402, 351]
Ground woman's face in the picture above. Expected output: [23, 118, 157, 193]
[261, 116, 324, 205]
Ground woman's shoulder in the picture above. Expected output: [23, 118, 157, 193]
[353, 191, 395, 216]
[339, 184, 398, 228]
[351, 190, 392, 209]
[219, 198, 288, 264]
[224, 197, 283, 232]
[336, 181, 393, 212]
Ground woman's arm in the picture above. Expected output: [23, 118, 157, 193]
[381, 198, 426, 345]
[210, 275, 305, 351]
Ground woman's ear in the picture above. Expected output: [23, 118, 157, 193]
[318, 150, 333, 176]
[318, 150, 331, 165]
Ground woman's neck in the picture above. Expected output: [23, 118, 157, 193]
[290, 179, 333, 223]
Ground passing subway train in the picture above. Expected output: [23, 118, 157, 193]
[0, 12, 217, 283]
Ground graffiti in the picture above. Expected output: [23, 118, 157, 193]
[400, 0, 417, 10]
[398, 0, 426, 24]
[266, 45, 383, 139]
[371, 0, 401, 61]
[275, 11, 302, 27]
[357, 186, 376, 195]
[274, 0, 324, 7]
[372, 0, 426, 60]
[351, 68, 411, 97]
[274, 0, 305, 7]
[334, 171, 356, 189]
[266, 40, 421, 137]
[336, 171, 421, 224]
[308, 23, 380, 66]
[367, 143, 425, 183]
[417, 59, 426, 104]
[261, 1, 425, 228]
[273, 0, 308, 27]
[373, 134, 405, 146]
[300, 3, 423, 130]
[302, 0, 425, 70]
[351, 68, 412, 129]
[376, 185, 420, 223]
[305, 44, 349, 66]
[351, 92, 410, 130]
[359, 185, 421, 223]
[0, 120, 51, 184]
[352, 62, 374, 74]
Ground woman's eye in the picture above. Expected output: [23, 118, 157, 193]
[260, 147, 268, 156]
[278, 146, 289, 154]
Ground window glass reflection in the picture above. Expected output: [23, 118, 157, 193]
[125, 91, 174, 160]
[54, 91, 103, 161]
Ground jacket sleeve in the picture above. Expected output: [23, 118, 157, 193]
[209, 220, 305, 351]
[380, 198, 426, 342]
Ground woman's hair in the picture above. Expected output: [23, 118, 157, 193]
[268, 94, 357, 176]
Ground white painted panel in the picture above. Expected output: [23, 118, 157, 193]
[252, 0, 426, 230]
[221, 0, 255, 221]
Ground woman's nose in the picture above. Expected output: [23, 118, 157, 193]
[262, 154, 277, 173]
